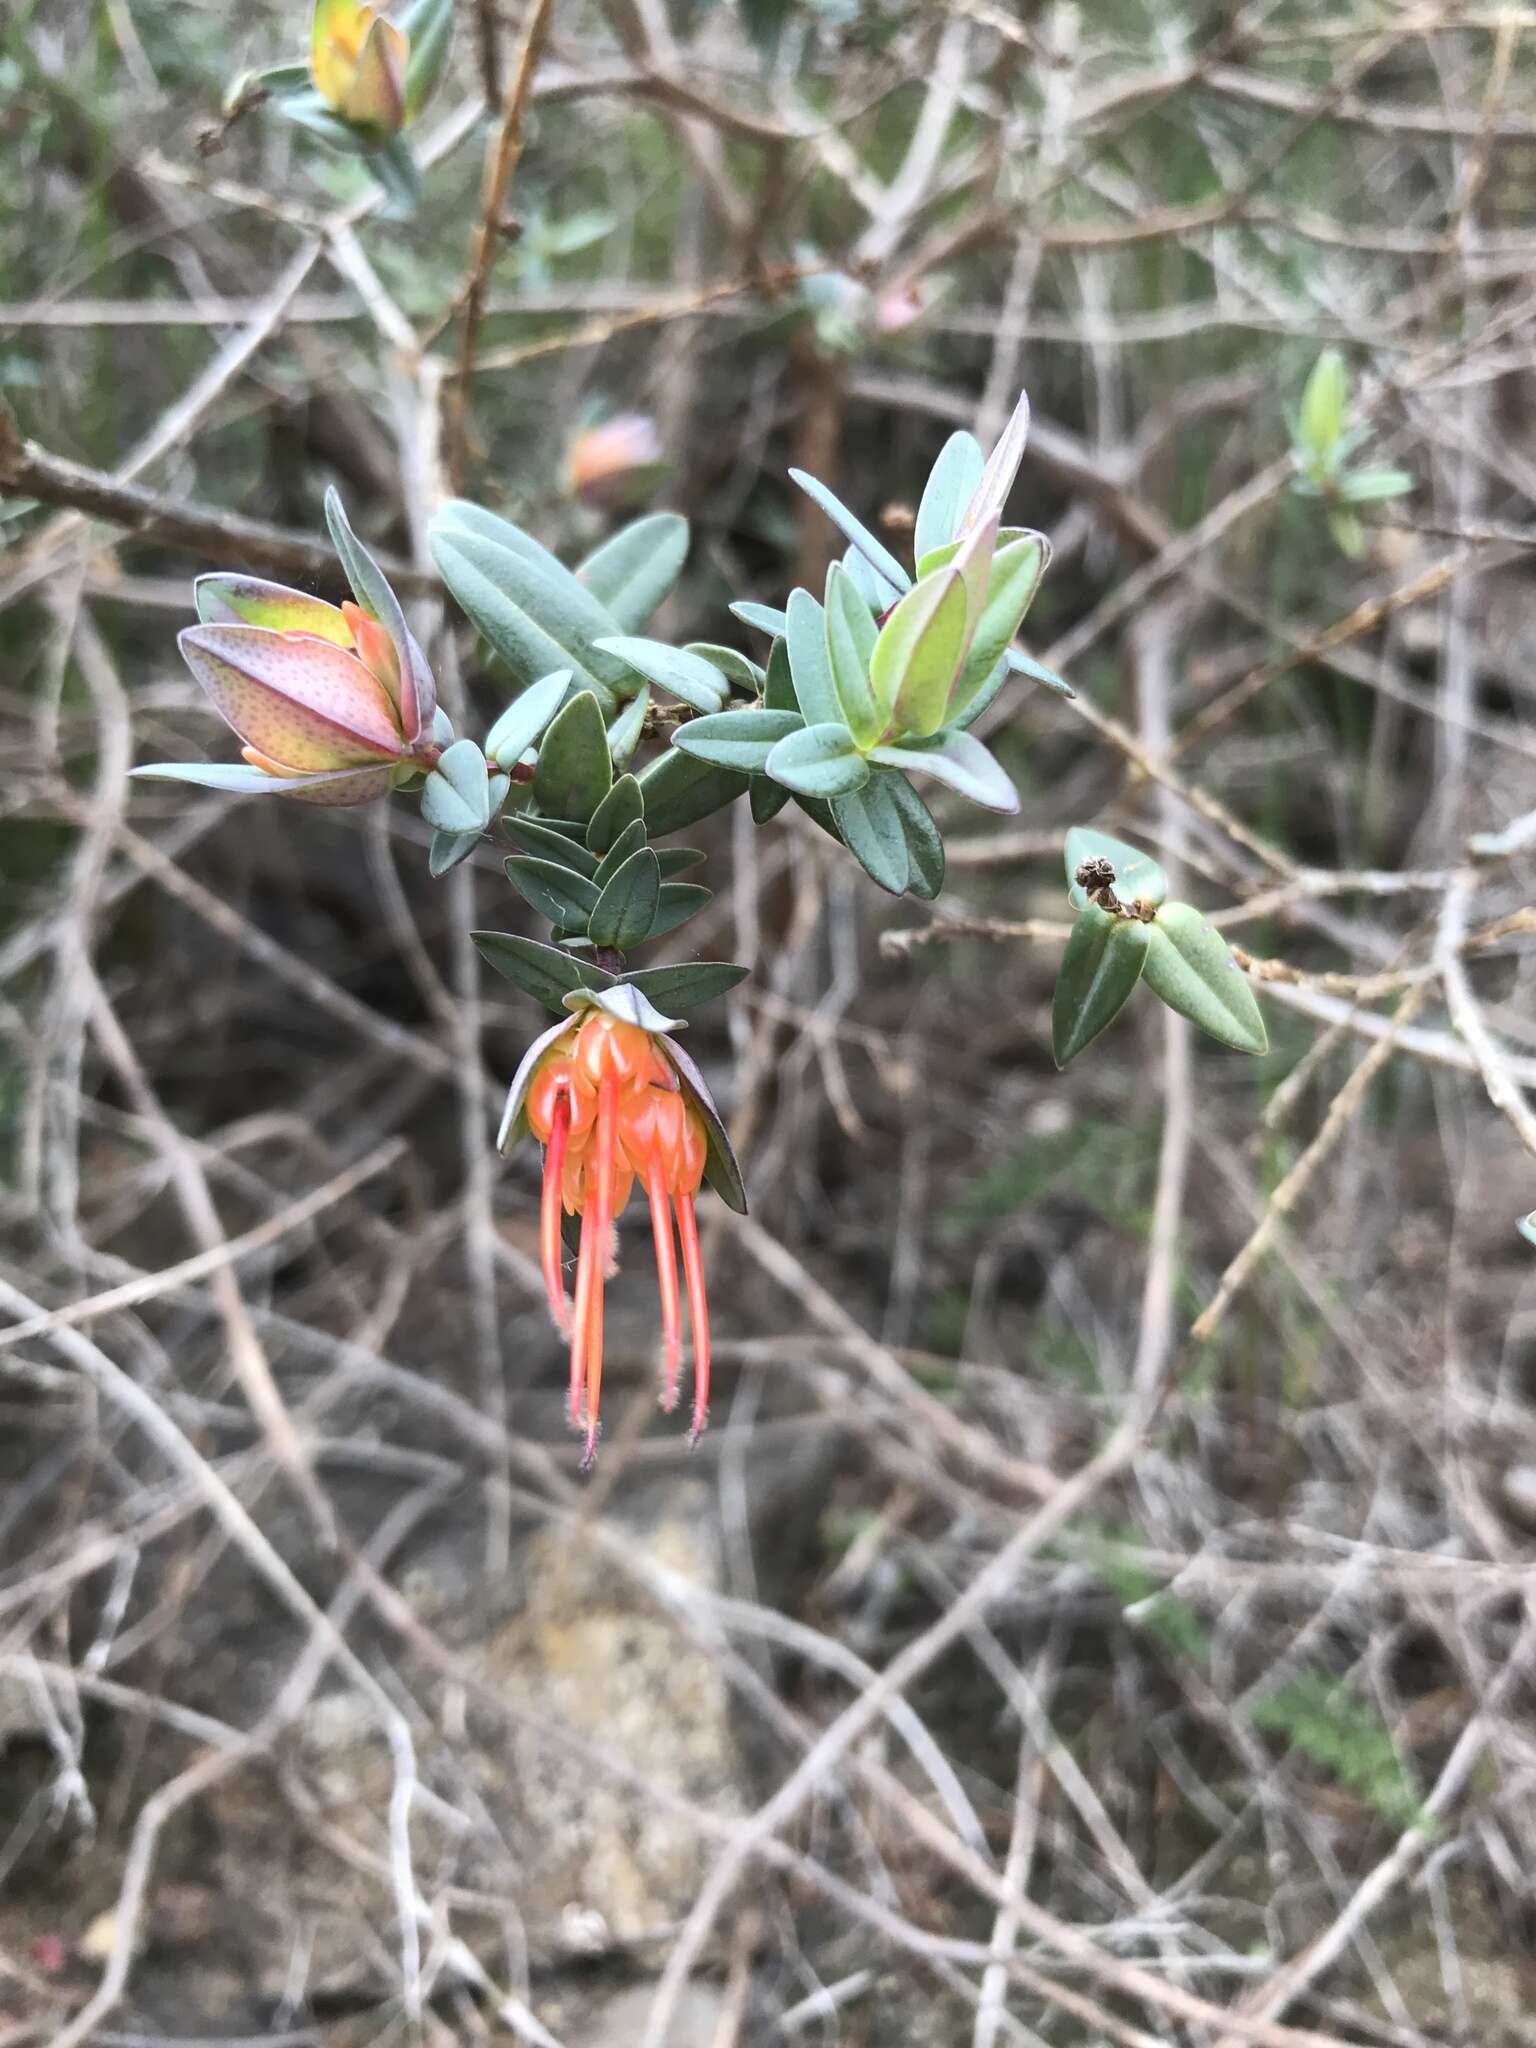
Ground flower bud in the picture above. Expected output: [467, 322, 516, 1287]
[564, 414, 667, 510]
[311, 0, 409, 132]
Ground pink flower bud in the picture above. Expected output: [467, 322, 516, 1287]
[564, 414, 666, 509]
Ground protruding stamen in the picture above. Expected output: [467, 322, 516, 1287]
[676, 1191, 710, 1442]
[569, 1197, 599, 1433]
[645, 1160, 682, 1411]
[581, 1073, 619, 1464]
[540, 1087, 573, 1336]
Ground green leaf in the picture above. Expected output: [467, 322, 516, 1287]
[887, 773, 945, 900]
[650, 881, 712, 938]
[429, 514, 620, 709]
[322, 486, 429, 734]
[623, 961, 748, 1010]
[830, 776, 910, 895]
[592, 817, 648, 883]
[958, 388, 1030, 535]
[1338, 466, 1414, 505]
[576, 513, 689, 632]
[764, 636, 795, 714]
[731, 600, 789, 641]
[533, 691, 612, 822]
[750, 776, 791, 823]
[1052, 905, 1151, 1066]
[588, 847, 661, 950]
[655, 846, 704, 877]
[870, 565, 969, 740]
[1005, 646, 1074, 700]
[867, 730, 1017, 813]
[784, 587, 841, 726]
[1327, 506, 1366, 558]
[593, 634, 729, 713]
[474, 931, 614, 1012]
[916, 430, 986, 560]
[765, 721, 871, 799]
[948, 534, 1050, 721]
[484, 667, 573, 770]
[1064, 827, 1169, 912]
[605, 685, 649, 768]
[586, 773, 645, 853]
[823, 561, 882, 746]
[364, 137, 422, 215]
[429, 827, 482, 877]
[840, 543, 904, 614]
[1298, 349, 1348, 466]
[636, 749, 749, 835]
[505, 856, 601, 929]
[1142, 902, 1268, 1055]
[787, 468, 912, 594]
[672, 707, 804, 772]
[684, 643, 764, 691]
[504, 816, 599, 875]
[399, 0, 453, 117]
[421, 738, 491, 832]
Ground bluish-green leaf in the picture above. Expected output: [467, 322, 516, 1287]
[868, 729, 1018, 813]
[421, 738, 492, 832]
[400, 0, 453, 117]
[765, 721, 870, 799]
[605, 684, 649, 767]
[623, 961, 748, 1010]
[655, 845, 704, 877]
[586, 773, 645, 853]
[588, 847, 661, 950]
[1052, 905, 1151, 1066]
[475, 931, 614, 1014]
[1338, 466, 1414, 505]
[731, 600, 789, 641]
[764, 636, 796, 714]
[916, 430, 985, 560]
[672, 708, 804, 772]
[750, 776, 791, 823]
[1519, 1212, 1536, 1248]
[592, 817, 648, 883]
[830, 775, 909, 895]
[788, 469, 911, 594]
[430, 516, 619, 708]
[685, 643, 764, 691]
[505, 856, 601, 929]
[823, 560, 883, 746]
[636, 749, 749, 835]
[650, 881, 712, 938]
[1064, 827, 1168, 912]
[484, 668, 573, 770]
[887, 773, 945, 900]
[1142, 902, 1268, 1055]
[533, 691, 612, 822]
[784, 587, 841, 726]
[576, 512, 689, 632]
[430, 827, 482, 877]
[839, 543, 904, 614]
[593, 634, 729, 713]
[504, 816, 599, 875]
[1005, 646, 1075, 700]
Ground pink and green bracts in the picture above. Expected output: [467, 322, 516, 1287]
[133, 491, 447, 807]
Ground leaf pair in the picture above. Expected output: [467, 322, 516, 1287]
[474, 930, 746, 1019]
[1052, 829, 1267, 1065]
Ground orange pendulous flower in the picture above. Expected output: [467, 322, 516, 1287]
[500, 992, 746, 1465]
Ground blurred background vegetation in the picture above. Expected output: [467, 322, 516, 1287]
[5, 1, 1536, 2043]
